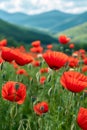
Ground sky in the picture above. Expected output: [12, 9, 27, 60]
[0, 0, 87, 15]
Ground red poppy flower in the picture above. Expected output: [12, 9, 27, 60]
[40, 76, 46, 84]
[43, 51, 68, 70]
[81, 54, 86, 59]
[83, 58, 87, 65]
[14, 51, 33, 66]
[0, 39, 7, 46]
[18, 45, 26, 52]
[2, 81, 26, 104]
[33, 101, 49, 115]
[77, 107, 87, 130]
[79, 49, 86, 55]
[1, 47, 16, 62]
[30, 46, 43, 53]
[40, 68, 48, 73]
[68, 56, 79, 68]
[32, 60, 40, 67]
[31, 40, 41, 47]
[82, 65, 87, 73]
[58, 35, 70, 44]
[47, 44, 53, 49]
[16, 69, 28, 76]
[69, 43, 74, 49]
[60, 71, 87, 93]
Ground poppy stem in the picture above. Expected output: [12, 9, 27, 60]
[9, 103, 18, 129]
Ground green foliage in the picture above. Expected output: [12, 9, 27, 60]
[0, 57, 86, 130]
[0, 19, 57, 47]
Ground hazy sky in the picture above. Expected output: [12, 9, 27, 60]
[0, 0, 87, 14]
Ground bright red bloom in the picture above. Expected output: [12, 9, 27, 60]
[40, 68, 48, 73]
[47, 44, 53, 49]
[18, 45, 26, 52]
[2, 81, 26, 104]
[40, 76, 46, 84]
[68, 56, 79, 68]
[79, 49, 86, 55]
[83, 58, 87, 65]
[30, 46, 43, 53]
[69, 43, 74, 49]
[0, 39, 7, 46]
[58, 35, 70, 44]
[43, 51, 68, 70]
[1, 47, 16, 62]
[77, 107, 87, 130]
[82, 65, 87, 73]
[33, 101, 49, 115]
[14, 51, 33, 66]
[32, 60, 40, 67]
[60, 71, 87, 93]
[31, 40, 41, 47]
[16, 69, 28, 76]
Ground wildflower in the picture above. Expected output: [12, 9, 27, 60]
[83, 58, 87, 65]
[16, 69, 28, 76]
[47, 44, 53, 49]
[79, 49, 86, 55]
[69, 43, 74, 49]
[30, 46, 43, 53]
[43, 51, 68, 70]
[0, 39, 7, 46]
[32, 60, 40, 67]
[14, 51, 33, 66]
[1, 47, 16, 62]
[77, 107, 87, 130]
[31, 40, 41, 47]
[40, 68, 48, 73]
[40, 76, 46, 84]
[2, 81, 26, 104]
[33, 101, 49, 115]
[58, 35, 70, 44]
[60, 71, 87, 93]
[82, 65, 87, 73]
[68, 56, 79, 68]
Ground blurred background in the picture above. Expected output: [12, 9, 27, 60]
[0, 0, 87, 49]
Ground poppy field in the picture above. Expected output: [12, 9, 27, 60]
[0, 36, 87, 130]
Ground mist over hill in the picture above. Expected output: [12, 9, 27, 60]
[0, 10, 87, 33]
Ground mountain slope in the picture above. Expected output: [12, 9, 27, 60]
[0, 10, 87, 34]
[56, 22, 87, 43]
[51, 12, 87, 33]
[0, 10, 76, 32]
[0, 18, 57, 46]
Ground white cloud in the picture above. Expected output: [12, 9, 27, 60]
[0, 0, 87, 14]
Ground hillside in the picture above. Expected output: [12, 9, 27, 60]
[0, 19, 57, 46]
[56, 22, 87, 44]
[0, 10, 76, 32]
[51, 12, 87, 33]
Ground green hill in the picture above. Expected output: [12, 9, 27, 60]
[56, 22, 87, 44]
[0, 10, 76, 33]
[50, 12, 87, 33]
[0, 10, 87, 34]
[0, 19, 57, 47]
